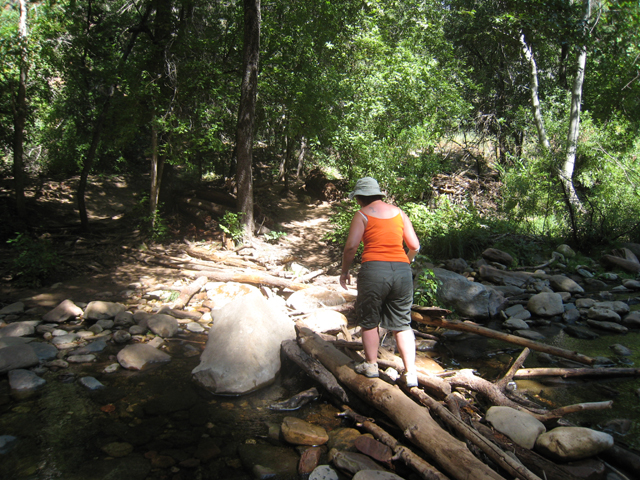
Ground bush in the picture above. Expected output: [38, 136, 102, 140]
[7, 233, 61, 287]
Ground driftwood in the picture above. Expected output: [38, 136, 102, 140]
[471, 420, 583, 480]
[514, 367, 640, 378]
[296, 325, 508, 480]
[185, 269, 315, 291]
[375, 357, 452, 399]
[411, 311, 596, 366]
[171, 275, 208, 309]
[410, 389, 544, 480]
[339, 406, 450, 480]
[281, 339, 350, 404]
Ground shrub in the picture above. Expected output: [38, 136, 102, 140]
[7, 233, 61, 287]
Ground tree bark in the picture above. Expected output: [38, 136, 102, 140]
[560, 0, 592, 216]
[12, 0, 29, 219]
[236, 0, 261, 239]
[519, 33, 550, 151]
[296, 326, 507, 480]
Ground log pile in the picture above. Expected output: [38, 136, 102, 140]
[284, 310, 639, 480]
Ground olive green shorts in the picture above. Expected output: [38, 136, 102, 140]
[356, 261, 413, 331]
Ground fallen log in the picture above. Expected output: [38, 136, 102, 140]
[514, 367, 640, 378]
[179, 197, 232, 217]
[339, 406, 450, 480]
[411, 312, 596, 366]
[410, 389, 544, 480]
[281, 339, 350, 404]
[296, 325, 508, 480]
[471, 420, 583, 480]
[171, 275, 208, 310]
[185, 269, 316, 291]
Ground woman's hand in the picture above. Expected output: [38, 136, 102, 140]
[339, 271, 350, 290]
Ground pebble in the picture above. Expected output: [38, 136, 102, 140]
[79, 376, 105, 390]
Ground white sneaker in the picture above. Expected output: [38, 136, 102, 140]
[354, 361, 379, 378]
[405, 372, 418, 387]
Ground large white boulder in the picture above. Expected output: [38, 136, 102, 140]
[192, 291, 295, 395]
[485, 406, 546, 449]
[535, 426, 613, 461]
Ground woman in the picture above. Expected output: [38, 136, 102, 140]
[339, 177, 421, 387]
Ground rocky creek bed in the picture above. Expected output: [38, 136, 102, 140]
[1, 241, 640, 480]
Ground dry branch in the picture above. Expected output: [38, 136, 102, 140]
[171, 275, 208, 309]
[514, 367, 640, 378]
[410, 389, 543, 480]
[339, 406, 450, 480]
[411, 312, 596, 366]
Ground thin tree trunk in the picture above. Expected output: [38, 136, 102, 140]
[12, 0, 28, 219]
[236, 0, 260, 240]
[560, 0, 592, 214]
[519, 33, 550, 151]
[150, 122, 165, 228]
[296, 136, 306, 178]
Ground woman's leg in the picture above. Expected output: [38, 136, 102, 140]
[393, 329, 416, 374]
[361, 326, 380, 364]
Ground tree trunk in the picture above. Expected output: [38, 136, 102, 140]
[296, 326, 507, 480]
[12, 0, 29, 219]
[296, 136, 306, 178]
[560, 0, 592, 215]
[150, 121, 165, 228]
[519, 32, 550, 151]
[236, 0, 261, 240]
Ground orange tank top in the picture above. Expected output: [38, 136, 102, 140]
[361, 213, 410, 263]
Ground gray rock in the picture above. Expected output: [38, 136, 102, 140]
[622, 312, 640, 328]
[147, 314, 179, 338]
[0, 320, 37, 338]
[309, 465, 340, 480]
[548, 275, 584, 294]
[42, 299, 84, 323]
[482, 248, 514, 266]
[556, 244, 576, 258]
[67, 354, 96, 363]
[587, 307, 621, 323]
[30, 342, 59, 362]
[353, 471, 406, 480]
[287, 287, 350, 313]
[504, 304, 526, 317]
[328, 449, 388, 475]
[8, 368, 46, 393]
[515, 330, 546, 341]
[0, 435, 18, 454]
[621, 278, 640, 290]
[527, 292, 564, 317]
[114, 310, 135, 326]
[486, 406, 546, 449]
[79, 376, 105, 390]
[535, 426, 613, 462]
[84, 301, 126, 321]
[51, 333, 82, 349]
[129, 325, 147, 335]
[0, 336, 33, 348]
[595, 301, 630, 315]
[609, 344, 632, 356]
[0, 302, 25, 315]
[443, 258, 469, 273]
[576, 298, 596, 309]
[503, 318, 529, 330]
[96, 319, 115, 329]
[434, 268, 506, 319]
[586, 320, 628, 334]
[185, 322, 205, 333]
[117, 343, 171, 370]
[112, 330, 132, 344]
[237, 443, 300, 479]
[478, 265, 533, 288]
[562, 308, 582, 323]
[0, 344, 40, 373]
[192, 291, 296, 395]
[71, 338, 107, 355]
[564, 325, 599, 340]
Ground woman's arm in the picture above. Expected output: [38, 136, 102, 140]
[340, 213, 366, 289]
[401, 210, 421, 262]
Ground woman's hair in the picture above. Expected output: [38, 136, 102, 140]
[356, 195, 384, 206]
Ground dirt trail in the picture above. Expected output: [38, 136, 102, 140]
[0, 176, 344, 307]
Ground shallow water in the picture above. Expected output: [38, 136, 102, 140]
[1, 304, 639, 479]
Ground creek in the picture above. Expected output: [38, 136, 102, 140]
[0, 294, 639, 480]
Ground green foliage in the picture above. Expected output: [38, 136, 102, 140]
[413, 268, 443, 308]
[133, 194, 170, 242]
[7, 233, 61, 287]
[404, 198, 491, 260]
[263, 230, 287, 244]
[219, 211, 245, 245]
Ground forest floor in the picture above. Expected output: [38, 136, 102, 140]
[0, 173, 346, 308]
